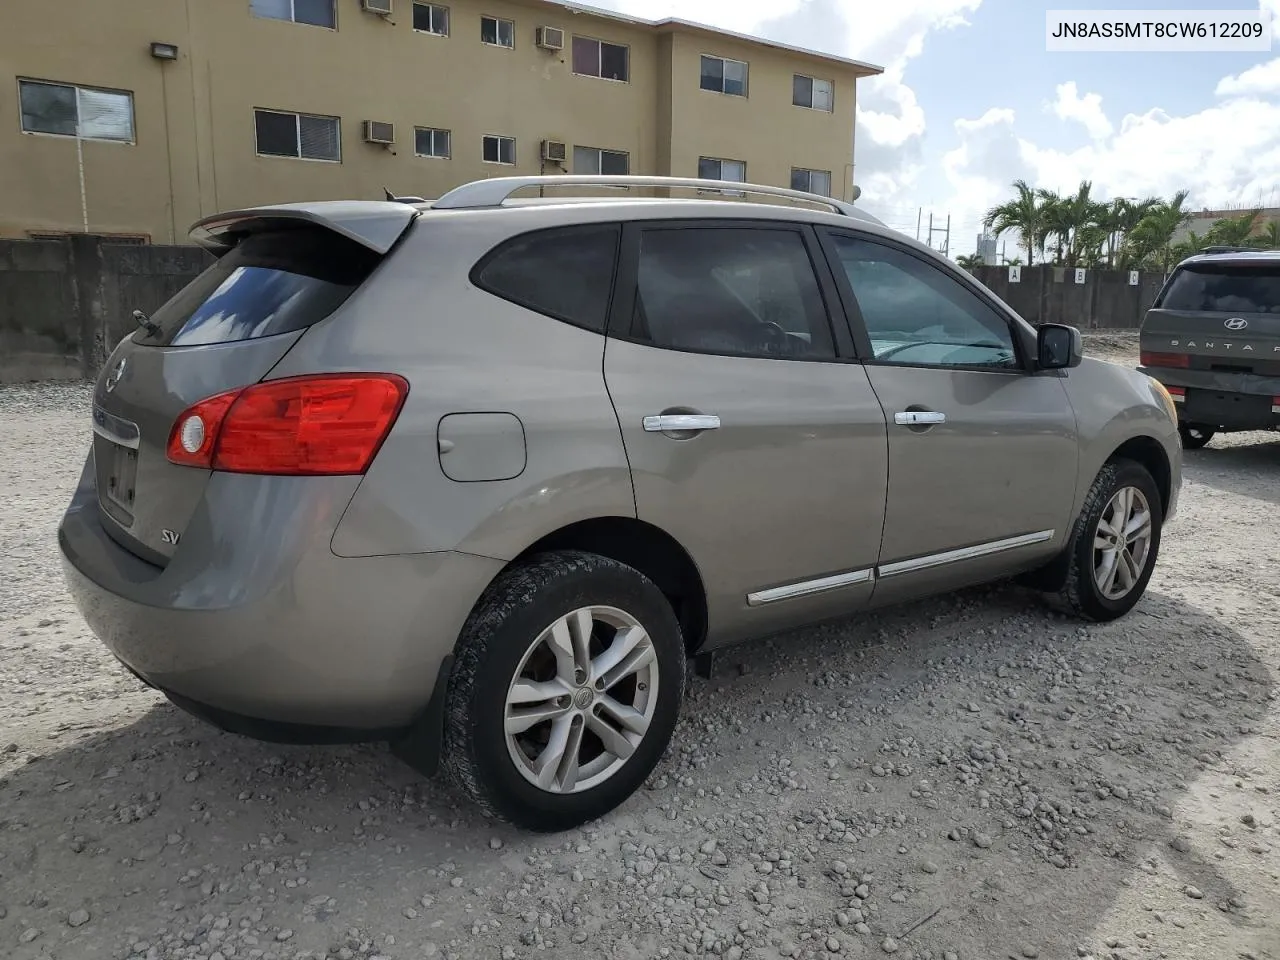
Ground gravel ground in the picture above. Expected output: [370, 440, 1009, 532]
[2, 333, 1279, 960]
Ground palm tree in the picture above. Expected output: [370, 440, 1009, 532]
[1126, 190, 1193, 273]
[1169, 230, 1204, 264]
[1038, 180, 1105, 267]
[1204, 208, 1264, 247]
[1258, 220, 1280, 249]
[983, 180, 1050, 265]
[955, 252, 986, 271]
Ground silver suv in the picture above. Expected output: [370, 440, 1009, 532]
[59, 175, 1182, 832]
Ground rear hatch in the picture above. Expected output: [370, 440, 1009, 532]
[90, 203, 418, 565]
[1140, 257, 1280, 382]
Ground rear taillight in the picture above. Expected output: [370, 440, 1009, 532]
[1140, 351, 1190, 368]
[166, 374, 408, 475]
[1166, 385, 1185, 402]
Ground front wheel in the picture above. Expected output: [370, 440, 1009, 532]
[1179, 424, 1215, 450]
[1043, 458, 1163, 622]
[442, 551, 685, 832]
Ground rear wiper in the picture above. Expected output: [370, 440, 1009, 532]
[132, 309, 161, 337]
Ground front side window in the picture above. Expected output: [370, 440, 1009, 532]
[574, 146, 629, 175]
[412, 2, 449, 35]
[482, 134, 516, 164]
[415, 126, 451, 158]
[481, 15, 514, 47]
[792, 74, 834, 111]
[571, 36, 630, 80]
[830, 234, 1019, 368]
[699, 55, 748, 96]
[250, 0, 336, 28]
[632, 227, 835, 360]
[791, 168, 832, 197]
[1158, 263, 1280, 313]
[19, 79, 134, 142]
[254, 109, 341, 161]
[473, 225, 621, 333]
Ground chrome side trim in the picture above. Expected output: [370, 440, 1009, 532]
[747, 567, 875, 607]
[91, 404, 141, 450]
[876, 529, 1056, 579]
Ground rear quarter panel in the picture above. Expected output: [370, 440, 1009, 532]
[1063, 357, 1182, 517]
[265, 210, 637, 560]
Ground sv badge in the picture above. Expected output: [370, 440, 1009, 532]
[161, 529, 181, 545]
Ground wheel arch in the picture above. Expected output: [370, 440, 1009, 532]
[512, 516, 709, 655]
[1107, 435, 1173, 518]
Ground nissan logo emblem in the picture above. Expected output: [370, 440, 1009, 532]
[104, 356, 127, 393]
[1224, 317, 1249, 330]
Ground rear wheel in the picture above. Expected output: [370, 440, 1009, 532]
[1042, 458, 1162, 622]
[443, 551, 685, 832]
[1179, 424, 1215, 449]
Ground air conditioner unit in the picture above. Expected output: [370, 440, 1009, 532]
[541, 139, 567, 163]
[361, 0, 393, 14]
[536, 26, 565, 50]
[363, 120, 396, 145]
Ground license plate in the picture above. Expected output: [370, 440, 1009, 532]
[1184, 388, 1271, 427]
[105, 442, 139, 517]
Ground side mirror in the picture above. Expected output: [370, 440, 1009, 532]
[1037, 323, 1083, 370]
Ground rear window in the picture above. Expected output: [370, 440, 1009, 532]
[137, 227, 382, 347]
[472, 224, 621, 333]
[1158, 262, 1280, 314]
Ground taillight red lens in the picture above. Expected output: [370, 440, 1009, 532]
[166, 374, 408, 476]
[1140, 351, 1190, 368]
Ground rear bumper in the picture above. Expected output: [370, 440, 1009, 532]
[58, 451, 503, 732]
[1142, 366, 1280, 432]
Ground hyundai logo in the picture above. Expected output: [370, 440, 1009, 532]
[1224, 317, 1249, 330]
[104, 356, 127, 393]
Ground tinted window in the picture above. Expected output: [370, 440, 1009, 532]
[474, 225, 621, 333]
[831, 234, 1018, 368]
[1159, 263, 1280, 313]
[632, 228, 834, 360]
[139, 228, 381, 347]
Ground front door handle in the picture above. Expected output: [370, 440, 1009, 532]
[894, 411, 946, 426]
[643, 414, 721, 433]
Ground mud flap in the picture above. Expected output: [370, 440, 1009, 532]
[389, 654, 455, 778]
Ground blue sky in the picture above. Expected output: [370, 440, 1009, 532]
[603, 0, 1280, 254]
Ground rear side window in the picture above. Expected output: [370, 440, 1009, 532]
[472, 224, 621, 333]
[140, 227, 381, 347]
[1158, 262, 1280, 313]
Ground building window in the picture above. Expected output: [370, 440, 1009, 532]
[250, 0, 336, 29]
[791, 168, 832, 196]
[698, 157, 746, 182]
[792, 74, 834, 111]
[574, 146, 629, 175]
[415, 126, 451, 158]
[412, 2, 449, 35]
[254, 109, 341, 161]
[572, 36, 629, 81]
[699, 55, 748, 96]
[481, 15, 514, 47]
[483, 134, 516, 164]
[18, 79, 135, 142]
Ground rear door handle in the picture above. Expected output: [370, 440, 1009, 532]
[894, 411, 946, 426]
[643, 414, 721, 433]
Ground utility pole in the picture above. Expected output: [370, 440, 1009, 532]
[943, 214, 951, 257]
[916, 208, 922, 241]
[925, 212, 951, 255]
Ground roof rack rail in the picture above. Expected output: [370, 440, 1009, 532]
[429, 175, 863, 216]
[1198, 244, 1258, 254]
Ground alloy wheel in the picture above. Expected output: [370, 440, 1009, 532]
[1092, 486, 1154, 601]
[503, 605, 659, 794]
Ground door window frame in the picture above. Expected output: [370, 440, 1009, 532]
[606, 219, 859, 362]
[815, 226, 1040, 374]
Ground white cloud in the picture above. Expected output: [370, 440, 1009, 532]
[1216, 57, 1280, 97]
[1050, 81, 1113, 140]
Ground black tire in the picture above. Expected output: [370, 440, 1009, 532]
[442, 550, 685, 832]
[1042, 458, 1163, 622]
[1179, 424, 1215, 450]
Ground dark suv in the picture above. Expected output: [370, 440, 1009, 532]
[1139, 249, 1280, 449]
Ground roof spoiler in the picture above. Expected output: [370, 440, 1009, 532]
[189, 200, 420, 255]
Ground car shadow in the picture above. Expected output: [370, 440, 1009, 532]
[1, 587, 1274, 960]
[1184, 434, 1280, 506]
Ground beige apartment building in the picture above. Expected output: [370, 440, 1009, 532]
[0, 0, 881, 243]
